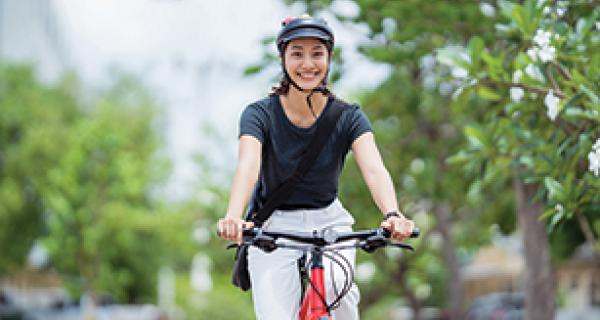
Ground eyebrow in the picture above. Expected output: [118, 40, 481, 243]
[290, 44, 325, 50]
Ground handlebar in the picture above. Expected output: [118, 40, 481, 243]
[237, 226, 419, 253]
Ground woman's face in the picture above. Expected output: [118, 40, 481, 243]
[284, 37, 329, 91]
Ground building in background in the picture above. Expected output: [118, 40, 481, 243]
[0, 0, 69, 81]
[463, 236, 600, 315]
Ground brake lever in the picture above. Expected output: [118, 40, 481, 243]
[360, 235, 387, 253]
[388, 241, 414, 251]
[252, 232, 278, 253]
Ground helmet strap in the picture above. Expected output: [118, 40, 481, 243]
[281, 57, 331, 119]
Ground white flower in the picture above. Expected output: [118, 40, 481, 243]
[538, 45, 556, 62]
[534, 30, 552, 47]
[525, 64, 545, 82]
[544, 89, 560, 121]
[480, 3, 496, 17]
[513, 70, 523, 83]
[510, 87, 525, 102]
[555, 204, 564, 214]
[596, 22, 600, 31]
[589, 146, 600, 176]
[556, 7, 566, 17]
[593, 138, 600, 151]
[543, 7, 552, 15]
[527, 47, 539, 61]
[451, 67, 469, 79]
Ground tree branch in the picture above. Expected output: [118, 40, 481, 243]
[551, 61, 573, 81]
[478, 79, 566, 98]
[574, 209, 600, 259]
[544, 64, 564, 97]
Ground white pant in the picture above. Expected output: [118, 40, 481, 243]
[248, 199, 360, 320]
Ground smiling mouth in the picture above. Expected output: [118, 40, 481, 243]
[296, 71, 320, 81]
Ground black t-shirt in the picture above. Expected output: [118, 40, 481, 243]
[239, 94, 372, 210]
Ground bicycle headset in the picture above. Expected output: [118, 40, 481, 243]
[276, 14, 335, 95]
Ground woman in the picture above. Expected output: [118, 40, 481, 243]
[217, 14, 415, 320]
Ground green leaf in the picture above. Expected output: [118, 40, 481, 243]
[476, 86, 502, 101]
[446, 150, 471, 165]
[579, 84, 600, 108]
[511, 5, 530, 37]
[468, 36, 485, 69]
[563, 108, 600, 121]
[575, 9, 600, 38]
[436, 47, 471, 70]
[243, 64, 264, 76]
[563, 92, 585, 110]
[497, 0, 515, 19]
[464, 125, 489, 149]
[540, 207, 555, 220]
[544, 177, 566, 202]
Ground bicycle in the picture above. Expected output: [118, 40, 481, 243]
[236, 225, 420, 320]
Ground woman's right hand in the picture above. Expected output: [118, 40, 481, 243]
[217, 216, 253, 244]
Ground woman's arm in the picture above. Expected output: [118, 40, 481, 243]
[218, 135, 262, 242]
[352, 132, 414, 240]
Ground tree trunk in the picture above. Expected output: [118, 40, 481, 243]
[392, 259, 421, 320]
[433, 203, 464, 320]
[513, 177, 555, 320]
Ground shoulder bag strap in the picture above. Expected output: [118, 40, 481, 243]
[250, 99, 346, 225]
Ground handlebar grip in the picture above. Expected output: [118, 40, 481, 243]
[410, 227, 420, 238]
[381, 226, 420, 239]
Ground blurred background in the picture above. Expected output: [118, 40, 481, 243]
[1, 0, 599, 319]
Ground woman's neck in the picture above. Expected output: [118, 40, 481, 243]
[283, 87, 328, 117]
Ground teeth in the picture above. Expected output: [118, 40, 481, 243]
[297, 72, 319, 79]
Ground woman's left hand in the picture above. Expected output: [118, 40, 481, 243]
[381, 215, 415, 241]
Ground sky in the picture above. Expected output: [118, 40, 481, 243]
[52, 0, 390, 199]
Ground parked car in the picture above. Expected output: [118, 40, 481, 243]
[466, 292, 524, 320]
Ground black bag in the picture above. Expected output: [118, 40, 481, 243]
[231, 244, 251, 290]
[230, 98, 347, 291]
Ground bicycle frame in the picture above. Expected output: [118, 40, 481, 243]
[299, 251, 329, 320]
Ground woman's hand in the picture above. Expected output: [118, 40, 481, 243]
[381, 215, 415, 241]
[217, 216, 254, 244]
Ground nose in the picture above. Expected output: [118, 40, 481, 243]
[301, 55, 316, 68]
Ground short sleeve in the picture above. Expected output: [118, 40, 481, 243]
[239, 104, 267, 143]
[347, 106, 372, 144]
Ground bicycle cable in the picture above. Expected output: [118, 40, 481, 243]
[323, 250, 353, 312]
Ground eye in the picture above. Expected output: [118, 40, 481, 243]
[291, 51, 302, 57]
[312, 51, 325, 58]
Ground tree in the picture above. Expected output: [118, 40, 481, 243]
[439, 1, 600, 319]
[37, 74, 177, 304]
[0, 65, 80, 274]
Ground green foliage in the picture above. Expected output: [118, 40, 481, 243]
[439, 0, 600, 250]
[37, 73, 181, 302]
[0, 65, 80, 274]
[0, 64, 202, 306]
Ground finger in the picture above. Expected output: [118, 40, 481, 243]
[381, 220, 391, 229]
[217, 220, 223, 237]
[226, 222, 235, 240]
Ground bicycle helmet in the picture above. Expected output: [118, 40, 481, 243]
[276, 14, 334, 55]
